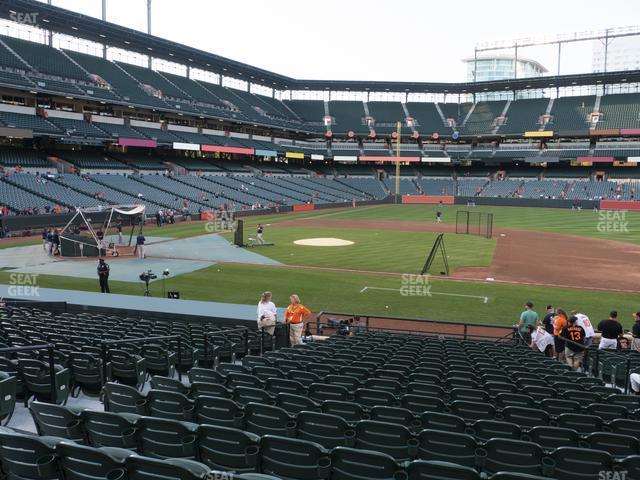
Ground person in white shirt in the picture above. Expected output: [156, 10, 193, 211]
[257, 291, 277, 336]
[572, 311, 595, 347]
[530, 324, 555, 357]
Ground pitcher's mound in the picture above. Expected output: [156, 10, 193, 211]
[294, 238, 354, 247]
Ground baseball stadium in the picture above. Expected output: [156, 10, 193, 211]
[0, 0, 639, 479]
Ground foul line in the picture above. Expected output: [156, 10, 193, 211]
[359, 286, 489, 304]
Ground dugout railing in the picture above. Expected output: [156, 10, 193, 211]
[314, 311, 516, 342]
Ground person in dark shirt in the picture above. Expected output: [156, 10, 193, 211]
[597, 311, 623, 350]
[542, 305, 555, 334]
[135, 234, 146, 259]
[97, 259, 110, 293]
[41, 228, 48, 251]
[51, 230, 60, 256]
[631, 311, 640, 352]
[116, 221, 123, 244]
[561, 316, 586, 369]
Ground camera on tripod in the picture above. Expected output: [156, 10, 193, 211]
[139, 270, 157, 282]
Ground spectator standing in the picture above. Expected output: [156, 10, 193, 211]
[529, 324, 555, 357]
[571, 311, 595, 348]
[41, 227, 48, 251]
[542, 305, 555, 334]
[597, 311, 623, 350]
[257, 291, 277, 336]
[116, 221, 123, 244]
[517, 302, 538, 344]
[561, 316, 586, 370]
[285, 294, 311, 346]
[553, 308, 569, 362]
[632, 312, 640, 352]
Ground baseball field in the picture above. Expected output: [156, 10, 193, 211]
[1, 204, 639, 328]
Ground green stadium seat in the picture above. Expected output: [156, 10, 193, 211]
[369, 406, 420, 431]
[501, 406, 550, 429]
[407, 460, 481, 480]
[124, 455, 211, 480]
[309, 383, 350, 402]
[364, 379, 403, 396]
[29, 402, 85, 443]
[56, 441, 131, 480]
[233, 386, 275, 406]
[275, 392, 320, 414]
[252, 366, 285, 382]
[197, 424, 260, 473]
[264, 377, 306, 396]
[149, 376, 188, 395]
[609, 418, 640, 439]
[296, 411, 354, 449]
[417, 429, 478, 468]
[244, 402, 296, 437]
[406, 382, 446, 398]
[584, 432, 640, 458]
[19, 358, 70, 405]
[524, 426, 581, 451]
[189, 381, 233, 399]
[330, 447, 402, 480]
[188, 367, 225, 384]
[325, 375, 362, 391]
[136, 417, 198, 459]
[227, 372, 265, 390]
[81, 410, 140, 449]
[194, 395, 244, 428]
[470, 419, 522, 442]
[321, 400, 368, 423]
[555, 413, 605, 434]
[450, 400, 496, 422]
[0, 430, 62, 480]
[108, 350, 146, 390]
[146, 390, 194, 422]
[140, 345, 175, 378]
[478, 438, 548, 477]
[354, 420, 417, 462]
[0, 372, 16, 426]
[539, 398, 581, 416]
[259, 435, 331, 480]
[549, 447, 614, 480]
[584, 402, 628, 421]
[494, 393, 535, 409]
[618, 455, 640, 480]
[419, 411, 467, 434]
[401, 394, 447, 414]
[68, 353, 105, 397]
[450, 388, 491, 404]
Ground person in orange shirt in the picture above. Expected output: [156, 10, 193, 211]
[553, 308, 569, 362]
[284, 294, 311, 346]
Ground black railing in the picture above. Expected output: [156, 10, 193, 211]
[202, 328, 250, 365]
[312, 320, 515, 343]
[0, 343, 57, 400]
[100, 335, 183, 383]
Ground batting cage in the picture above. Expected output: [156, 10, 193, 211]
[455, 211, 494, 239]
[59, 204, 146, 257]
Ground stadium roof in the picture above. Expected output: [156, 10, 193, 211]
[1, 0, 640, 94]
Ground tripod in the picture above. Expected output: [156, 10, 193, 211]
[142, 278, 151, 297]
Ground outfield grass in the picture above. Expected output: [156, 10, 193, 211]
[249, 204, 640, 244]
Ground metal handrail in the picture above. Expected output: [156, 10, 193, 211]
[203, 328, 250, 365]
[0, 343, 57, 401]
[100, 335, 183, 383]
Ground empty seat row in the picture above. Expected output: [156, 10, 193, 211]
[26, 403, 640, 480]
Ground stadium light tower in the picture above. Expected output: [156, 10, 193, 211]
[147, 0, 152, 67]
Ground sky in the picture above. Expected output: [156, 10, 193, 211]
[35, 0, 640, 82]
